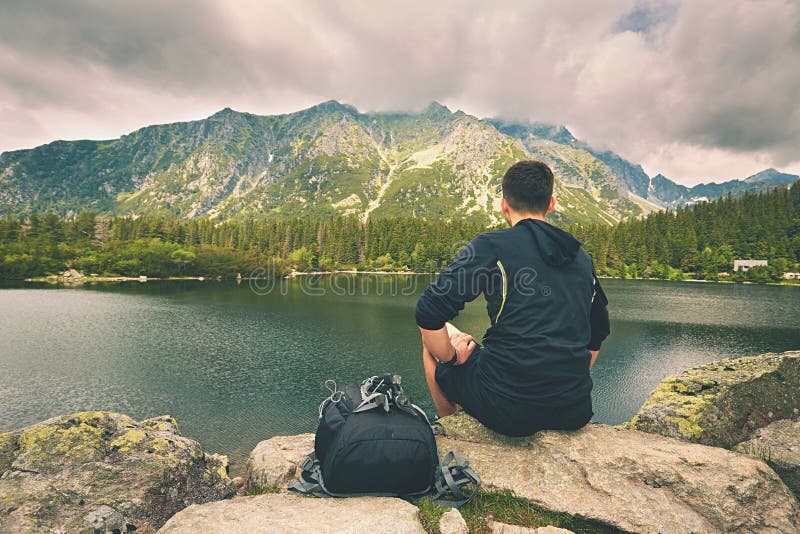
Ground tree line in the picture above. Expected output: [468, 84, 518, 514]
[572, 180, 800, 282]
[1, 180, 797, 282]
[0, 214, 484, 279]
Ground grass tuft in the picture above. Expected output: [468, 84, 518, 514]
[452, 489, 621, 534]
[246, 485, 281, 496]
[417, 496, 447, 533]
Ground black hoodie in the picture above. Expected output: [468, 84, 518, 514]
[415, 218, 610, 406]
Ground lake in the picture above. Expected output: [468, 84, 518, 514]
[1, 277, 798, 472]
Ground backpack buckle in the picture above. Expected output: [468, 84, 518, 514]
[299, 452, 316, 472]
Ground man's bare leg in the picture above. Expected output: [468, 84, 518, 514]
[422, 343, 457, 417]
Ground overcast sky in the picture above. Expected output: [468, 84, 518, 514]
[1, 0, 798, 185]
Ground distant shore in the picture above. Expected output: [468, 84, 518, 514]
[24, 274, 217, 284]
[19, 270, 429, 285]
[12, 270, 800, 287]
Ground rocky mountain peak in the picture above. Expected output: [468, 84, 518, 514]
[212, 107, 237, 116]
[744, 168, 798, 184]
[305, 100, 358, 116]
[423, 101, 452, 117]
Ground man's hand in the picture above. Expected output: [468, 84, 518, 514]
[450, 331, 477, 365]
[419, 324, 477, 366]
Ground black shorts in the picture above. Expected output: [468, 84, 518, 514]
[434, 347, 593, 437]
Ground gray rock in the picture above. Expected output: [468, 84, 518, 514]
[490, 524, 573, 534]
[734, 418, 800, 499]
[437, 412, 800, 534]
[62, 268, 83, 279]
[0, 411, 234, 533]
[628, 351, 800, 448]
[245, 433, 315, 492]
[158, 492, 425, 533]
[206, 452, 229, 475]
[83, 505, 124, 533]
[439, 508, 468, 534]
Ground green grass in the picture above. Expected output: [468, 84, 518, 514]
[417, 489, 621, 534]
[246, 485, 281, 496]
[738, 442, 773, 463]
[417, 497, 447, 533]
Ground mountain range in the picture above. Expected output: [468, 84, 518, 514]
[1, 101, 796, 226]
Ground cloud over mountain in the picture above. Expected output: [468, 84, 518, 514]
[1, 0, 798, 184]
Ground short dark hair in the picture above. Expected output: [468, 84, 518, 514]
[501, 160, 554, 213]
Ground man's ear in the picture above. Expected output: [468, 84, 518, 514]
[500, 197, 510, 216]
[546, 196, 557, 215]
[500, 197, 513, 226]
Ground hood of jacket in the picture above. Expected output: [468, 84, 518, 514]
[519, 218, 582, 267]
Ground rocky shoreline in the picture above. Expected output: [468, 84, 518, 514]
[0, 412, 233, 533]
[628, 351, 800, 447]
[23, 269, 226, 285]
[2, 351, 800, 533]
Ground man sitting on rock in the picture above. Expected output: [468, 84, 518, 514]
[415, 160, 610, 436]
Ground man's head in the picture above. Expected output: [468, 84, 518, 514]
[500, 160, 556, 225]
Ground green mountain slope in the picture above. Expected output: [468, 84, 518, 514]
[8, 101, 793, 226]
[489, 120, 660, 223]
[490, 119, 653, 201]
[1, 102, 630, 226]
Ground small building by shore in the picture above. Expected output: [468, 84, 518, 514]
[734, 259, 768, 272]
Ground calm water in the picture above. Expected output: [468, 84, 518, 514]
[1, 277, 798, 471]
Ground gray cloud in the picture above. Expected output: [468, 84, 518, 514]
[0, 0, 798, 184]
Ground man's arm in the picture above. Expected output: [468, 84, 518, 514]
[415, 235, 495, 364]
[419, 325, 453, 363]
[420, 324, 477, 365]
[588, 273, 610, 368]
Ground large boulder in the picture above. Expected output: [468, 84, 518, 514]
[734, 418, 800, 499]
[245, 433, 315, 492]
[628, 351, 800, 448]
[0, 411, 234, 533]
[437, 412, 800, 534]
[158, 492, 425, 533]
[439, 508, 468, 534]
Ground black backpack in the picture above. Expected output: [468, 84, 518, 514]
[289, 374, 480, 507]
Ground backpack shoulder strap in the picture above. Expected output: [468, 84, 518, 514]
[430, 451, 481, 508]
[287, 452, 331, 498]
